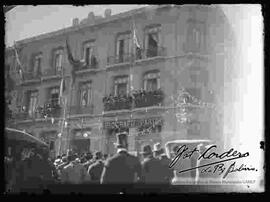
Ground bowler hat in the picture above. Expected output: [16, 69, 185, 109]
[114, 132, 128, 148]
[141, 145, 152, 156]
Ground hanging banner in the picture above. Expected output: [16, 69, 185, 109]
[103, 117, 163, 129]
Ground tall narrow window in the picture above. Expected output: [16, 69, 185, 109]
[114, 76, 129, 96]
[80, 82, 92, 107]
[144, 25, 161, 58]
[33, 54, 42, 77]
[116, 33, 131, 63]
[28, 91, 38, 117]
[186, 19, 205, 53]
[83, 41, 97, 68]
[143, 71, 160, 91]
[54, 49, 63, 73]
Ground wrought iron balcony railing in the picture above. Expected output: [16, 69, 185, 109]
[23, 71, 41, 80]
[76, 57, 99, 71]
[103, 88, 164, 112]
[133, 89, 164, 108]
[107, 53, 132, 66]
[106, 47, 166, 66]
[36, 98, 62, 118]
[141, 47, 166, 59]
[42, 68, 62, 77]
[103, 94, 133, 111]
[69, 105, 94, 115]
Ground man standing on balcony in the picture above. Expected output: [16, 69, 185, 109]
[100, 132, 142, 184]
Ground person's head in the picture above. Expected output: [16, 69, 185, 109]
[85, 152, 93, 161]
[67, 154, 76, 163]
[61, 156, 68, 163]
[103, 154, 108, 160]
[115, 132, 128, 149]
[153, 143, 165, 158]
[94, 151, 102, 160]
[141, 145, 153, 158]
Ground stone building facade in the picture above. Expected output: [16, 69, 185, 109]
[5, 5, 236, 158]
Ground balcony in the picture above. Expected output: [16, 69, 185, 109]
[133, 89, 164, 108]
[13, 111, 42, 121]
[76, 57, 99, 72]
[103, 88, 164, 112]
[141, 47, 166, 59]
[69, 105, 94, 116]
[36, 99, 62, 118]
[103, 94, 133, 111]
[23, 71, 41, 81]
[106, 47, 166, 67]
[42, 68, 62, 78]
[107, 53, 132, 66]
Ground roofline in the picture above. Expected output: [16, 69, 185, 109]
[13, 5, 172, 47]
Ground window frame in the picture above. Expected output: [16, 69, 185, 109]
[143, 71, 160, 91]
[144, 25, 161, 52]
[115, 32, 132, 62]
[83, 41, 95, 66]
[27, 90, 39, 117]
[114, 75, 129, 96]
[79, 81, 92, 107]
[33, 53, 42, 76]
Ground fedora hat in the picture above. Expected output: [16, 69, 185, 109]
[114, 132, 128, 148]
[141, 145, 152, 156]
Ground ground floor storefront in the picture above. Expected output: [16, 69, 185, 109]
[12, 106, 222, 158]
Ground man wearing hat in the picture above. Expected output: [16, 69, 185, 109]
[61, 154, 90, 184]
[153, 143, 174, 184]
[87, 151, 104, 183]
[141, 144, 166, 184]
[100, 132, 142, 184]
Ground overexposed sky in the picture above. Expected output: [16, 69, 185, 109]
[5, 5, 148, 47]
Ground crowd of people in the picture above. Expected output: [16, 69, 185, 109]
[103, 88, 164, 111]
[5, 132, 175, 193]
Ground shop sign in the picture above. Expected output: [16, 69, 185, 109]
[103, 117, 163, 129]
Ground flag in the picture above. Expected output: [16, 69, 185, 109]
[132, 19, 141, 59]
[133, 20, 141, 50]
[59, 77, 66, 105]
[14, 43, 24, 81]
[66, 38, 84, 86]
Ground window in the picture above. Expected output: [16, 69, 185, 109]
[27, 91, 38, 117]
[114, 76, 129, 96]
[80, 82, 92, 107]
[186, 20, 205, 52]
[144, 25, 161, 57]
[143, 71, 160, 91]
[49, 87, 60, 106]
[83, 41, 97, 67]
[116, 33, 131, 63]
[54, 49, 63, 72]
[33, 54, 42, 76]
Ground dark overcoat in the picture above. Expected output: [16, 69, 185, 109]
[100, 150, 142, 184]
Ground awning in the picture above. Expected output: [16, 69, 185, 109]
[5, 127, 49, 147]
